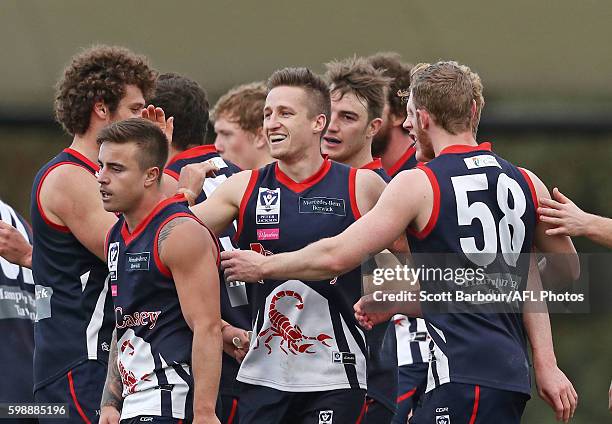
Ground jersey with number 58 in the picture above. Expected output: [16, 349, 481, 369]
[406, 142, 537, 396]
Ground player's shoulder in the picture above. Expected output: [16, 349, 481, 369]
[40, 162, 99, 205]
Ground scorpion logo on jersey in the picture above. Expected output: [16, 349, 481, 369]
[118, 339, 152, 394]
[255, 290, 333, 355]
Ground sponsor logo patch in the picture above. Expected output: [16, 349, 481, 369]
[125, 252, 150, 271]
[331, 351, 356, 365]
[463, 154, 501, 170]
[436, 415, 451, 424]
[256, 188, 281, 224]
[111, 284, 118, 297]
[318, 410, 333, 424]
[108, 242, 120, 281]
[257, 228, 280, 240]
[299, 197, 346, 216]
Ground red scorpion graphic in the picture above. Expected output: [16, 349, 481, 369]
[118, 339, 151, 393]
[255, 290, 333, 355]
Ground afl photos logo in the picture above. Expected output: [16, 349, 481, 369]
[256, 188, 281, 225]
[108, 242, 120, 281]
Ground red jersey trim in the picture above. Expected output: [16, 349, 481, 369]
[36, 162, 98, 233]
[234, 170, 259, 242]
[153, 212, 197, 278]
[387, 146, 416, 177]
[468, 385, 480, 424]
[348, 167, 361, 220]
[361, 157, 383, 170]
[406, 165, 440, 240]
[67, 370, 92, 424]
[120, 194, 187, 246]
[166, 145, 218, 167]
[519, 168, 540, 222]
[275, 159, 331, 194]
[63, 148, 100, 172]
[163, 168, 180, 181]
[438, 142, 492, 156]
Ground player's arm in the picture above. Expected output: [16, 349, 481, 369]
[222, 168, 431, 282]
[0, 221, 32, 268]
[159, 218, 221, 423]
[523, 252, 577, 423]
[100, 328, 122, 424]
[189, 170, 251, 235]
[522, 169, 580, 284]
[539, 187, 612, 249]
[162, 162, 221, 204]
[41, 165, 117, 260]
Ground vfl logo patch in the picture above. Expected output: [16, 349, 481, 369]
[257, 228, 280, 240]
[463, 154, 501, 170]
[256, 188, 281, 225]
[299, 197, 346, 216]
[125, 252, 150, 271]
[108, 242, 120, 281]
[332, 351, 356, 365]
[436, 415, 451, 424]
[318, 410, 333, 424]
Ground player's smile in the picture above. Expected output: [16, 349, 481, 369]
[268, 132, 288, 144]
[100, 189, 112, 201]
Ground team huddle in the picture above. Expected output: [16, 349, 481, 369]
[0, 45, 584, 424]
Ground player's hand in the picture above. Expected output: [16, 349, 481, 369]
[534, 361, 578, 422]
[0, 221, 32, 268]
[538, 188, 591, 237]
[141, 105, 174, 145]
[221, 324, 251, 363]
[193, 412, 221, 424]
[354, 294, 395, 330]
[99, 405, 120, 424]
[177, 161, 220, 205]
[221, 250, 266, 283]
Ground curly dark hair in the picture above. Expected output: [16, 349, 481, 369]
[366, 52, 413, 119]
[150, 73, 210, 151]
[54, 45, 157, 136]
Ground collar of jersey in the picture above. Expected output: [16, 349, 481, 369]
[63, 148, 100, 171]
[274, 158, 332, 193]
[438, 142, 492, 156]
[166, 145, 218, 167]
[361, 157, 383, 170]
[120, 193, 187, 245]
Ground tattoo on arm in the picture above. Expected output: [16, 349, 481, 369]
[101, 329, 123, 410]
[157, 217, 193, 253]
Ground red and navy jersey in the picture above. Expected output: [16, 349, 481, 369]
[164, 145, 250, 397]
[406, 143, 537, 396]
[30, 148, 113, 391]
[106, 195, 218, 420]
[235, 159, 367, 392]
[359, 158, 397, 412]
[0, 200, 35, 403]
[386, 145, 417, 178]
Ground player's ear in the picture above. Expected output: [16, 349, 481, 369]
[417, 109, 430, 129]
[253, 127, 267, 149]
[367, 118, 383, 139]
[93, 101, 108, 120]
[144, 167, 160, 188]
[312, 113, 327, 134]
[470, 99, 478, 122]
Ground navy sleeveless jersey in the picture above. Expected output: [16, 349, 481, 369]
[406, 143, 537, 396]
[235, 159, 367, 392]
[106, 195, 217, 420]
[387, 145, 417, 178]
[0, 200, 36, 403]
[30, 148, 113, 390]
[165, 145, 250, 397]
[359, 159, 398, 411]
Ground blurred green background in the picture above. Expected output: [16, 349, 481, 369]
[1, 1, 610, 422]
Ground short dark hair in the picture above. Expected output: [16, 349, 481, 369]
[97, 118, 168, 181]
[55, 45, 157, 136]
[366, 52, 413, 120]
[267, 67, 331, 134]
[212, 81, 267, 134]
[325, 56, 391, 121]
[150, 73, 210, 151]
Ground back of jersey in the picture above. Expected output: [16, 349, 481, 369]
[30, 148, 113, 391]
[0, 200, 35, 403]
[406, 143, 537, 396]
